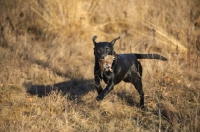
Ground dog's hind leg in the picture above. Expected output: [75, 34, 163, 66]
[132, 61, 144, 108]
[123, 73, 144, 108]
[132, 78, 144, 109]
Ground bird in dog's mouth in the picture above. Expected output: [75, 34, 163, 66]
[99, 55, 115, 72]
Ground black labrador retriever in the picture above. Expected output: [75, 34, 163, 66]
[93, 36, 167, 108]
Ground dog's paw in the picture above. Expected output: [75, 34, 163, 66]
[140, 105, 145, 109]
[96, 95, 103, 101]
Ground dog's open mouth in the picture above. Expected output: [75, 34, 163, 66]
[99, 55, 115, 72]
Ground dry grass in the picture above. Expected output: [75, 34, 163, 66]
[0, 0, 200, 131]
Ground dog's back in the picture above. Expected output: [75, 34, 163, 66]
[118, 54, 137, 65]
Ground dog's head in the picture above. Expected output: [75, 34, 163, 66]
[93, 36, 120, 59]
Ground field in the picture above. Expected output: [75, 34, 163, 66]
[0, 0, 200, 131]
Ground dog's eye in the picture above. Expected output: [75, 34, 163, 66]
[97, 49, 102, 53]
[106, 48, 110, 52]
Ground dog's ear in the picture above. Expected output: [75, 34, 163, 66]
[93, 36, 98, 46]
[110, 36, 120, 46]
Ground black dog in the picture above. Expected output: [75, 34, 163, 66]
[93, 36, 167, 108]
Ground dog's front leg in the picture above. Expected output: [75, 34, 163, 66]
[96, 81, 114, 101]
[94, 75, 103, 94]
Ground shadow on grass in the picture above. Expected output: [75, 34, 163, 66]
[25, 78, 95, 100]
[25, 78, 139, 107]
[116, 90, 139, 107]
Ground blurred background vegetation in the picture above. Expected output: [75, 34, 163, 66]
[0, 0, 200, 131]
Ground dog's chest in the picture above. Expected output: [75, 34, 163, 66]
[102, 71, 112, 84]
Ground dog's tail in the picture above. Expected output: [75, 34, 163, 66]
[134, 54, 167, 61]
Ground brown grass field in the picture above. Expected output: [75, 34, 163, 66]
[0, 0, 200, 131]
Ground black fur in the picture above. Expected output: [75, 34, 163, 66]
[93, 36, 167, 108]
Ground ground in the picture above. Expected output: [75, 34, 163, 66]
[0, 0, 200, 131]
